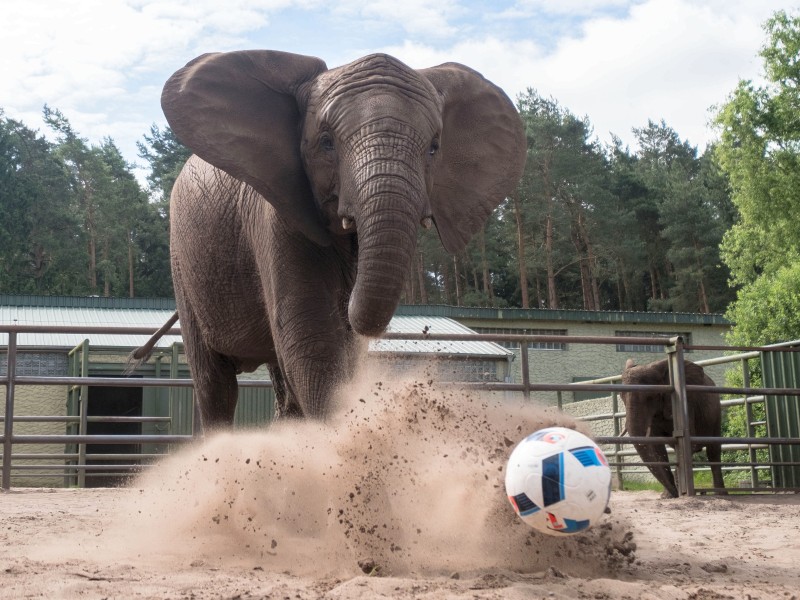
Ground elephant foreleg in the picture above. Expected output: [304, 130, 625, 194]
[706, 443, 727, 495]
[635, 442, 679, 498]
[268, 363, 303, 419]
[276, 333, 357, 419]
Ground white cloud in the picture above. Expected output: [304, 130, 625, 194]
[330, 0, 463, 39]
[1, 0, 316, 171]
[531, 0, 781, 148]
[383, 0, 790, 151]
[503, 0, 637, 18]
[1, 0, 794, 176]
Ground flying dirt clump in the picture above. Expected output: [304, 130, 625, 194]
[114, 366, 636, 578]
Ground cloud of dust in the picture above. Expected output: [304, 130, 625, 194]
[75, 360, 630, 578]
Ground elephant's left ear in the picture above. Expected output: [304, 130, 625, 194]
[420, 63, 526, 254]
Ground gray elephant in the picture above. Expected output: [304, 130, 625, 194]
[133, 50, 526, 428]
[621, 358, 726, 498]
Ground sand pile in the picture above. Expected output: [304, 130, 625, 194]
[80, 364, 636, 578]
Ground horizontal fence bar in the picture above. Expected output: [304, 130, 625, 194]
[0, 416, 170, 423]
[381, 332, 678, 346]
[4, 435, 192, 444]
[0, 453, 163, 461]
[595, 435, 798, 446]
[3, 464, 147, 471]
[0, 324, 181, 335]
[9, 376, 195, 387]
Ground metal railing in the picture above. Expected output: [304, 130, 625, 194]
[564, 343, 800, 493]
[2, 323, 800, 494]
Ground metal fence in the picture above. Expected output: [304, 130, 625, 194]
[2, 323, 800, 494]
[567, 347, 798, 493]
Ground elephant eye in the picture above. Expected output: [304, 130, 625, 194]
[428, 139, 440, 157]
[320, 133, 335, 152]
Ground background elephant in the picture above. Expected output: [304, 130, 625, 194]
[621, 358, 725, 497]
[138, 50, 525, 428]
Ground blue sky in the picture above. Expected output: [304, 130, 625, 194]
[2, 1, 795, 183]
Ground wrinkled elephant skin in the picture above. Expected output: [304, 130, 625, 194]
[141, 50, 526, 428]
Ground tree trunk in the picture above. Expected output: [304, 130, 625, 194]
[102, 239, 110, 297]
[545, 212, 558, 309]
[694, 243, 710, 313]
[442, 261, 451, 303]
[128, 235, 135, 298]
[478, 229, 493, 300]
[453, 255, 462, 306]
[698, 278, 709, 313]
[511, 193, 530, 308]
[649, 265, 659, 301]
[88, 236, 97, 293]
[416, 251, 428, 304]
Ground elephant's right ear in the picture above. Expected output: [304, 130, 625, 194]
[162, 50, 331, 246]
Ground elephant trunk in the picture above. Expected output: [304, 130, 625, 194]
[346, 153, 425, 337]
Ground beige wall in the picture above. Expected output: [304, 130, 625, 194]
[458, 316, 730, 405]
[1, 384, 69, 487]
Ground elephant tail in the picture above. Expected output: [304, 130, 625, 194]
[124, 311, 180, 375]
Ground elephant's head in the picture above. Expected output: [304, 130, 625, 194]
[620, 358, 673, 435]
[161, 50, 526, 336]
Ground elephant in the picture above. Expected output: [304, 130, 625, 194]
[131, 50, 526, 429]
[620, 358, 726, 498]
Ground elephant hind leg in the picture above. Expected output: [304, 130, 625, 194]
[192, 352, 239, 432]
[706, 443, 727, 495]
[179, 312, 239, 432]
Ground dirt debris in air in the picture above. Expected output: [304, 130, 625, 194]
[97, 363, 636, 578]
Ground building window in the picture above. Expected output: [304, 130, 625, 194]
[381, 357, 500, 382]
[473, 328, 568, 351]
[0, 352, 68, 376]
[615, 331, 692, 353]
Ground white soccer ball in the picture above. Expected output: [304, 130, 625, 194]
[505, 426, 611, 535]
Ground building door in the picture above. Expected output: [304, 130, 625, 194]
[86, 379, 143, 487]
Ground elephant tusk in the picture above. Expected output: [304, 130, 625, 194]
[420, 216, 433, 230]
[342, 217, 355, 230]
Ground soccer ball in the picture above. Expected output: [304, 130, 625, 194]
[505, 426, 611, 535]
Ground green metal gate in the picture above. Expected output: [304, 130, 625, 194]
[761, 348, 800, 488]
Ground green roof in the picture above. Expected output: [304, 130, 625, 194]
[0, 296, 730, 326]
[0, 295, 176, 310]
[394, 303, 731, 326]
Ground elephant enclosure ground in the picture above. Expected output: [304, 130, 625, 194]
[1, 377, 799, 599]
[2, 489, 798, 599]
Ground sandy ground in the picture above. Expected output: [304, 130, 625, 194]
[1, 375, 799, 599]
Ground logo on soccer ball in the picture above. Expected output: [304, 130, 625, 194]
[526, 427, 567, 444]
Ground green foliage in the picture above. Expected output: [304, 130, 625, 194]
[0, 57, 742, 307]
[0, 111, 83, 293]
[725, 262, 800, 346]
[137, 124, 191, 204]
[715, 10, 800, 345]
[0, 108, 172, 298]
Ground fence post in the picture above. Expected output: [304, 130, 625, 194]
[611, 389, 624, 491]
[667, 337, 695, 496]
[2, 331, 18, 491]
[77, 340, 89, 488]
[741, 358, 757, 488]
[520, 342, 531, 401]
